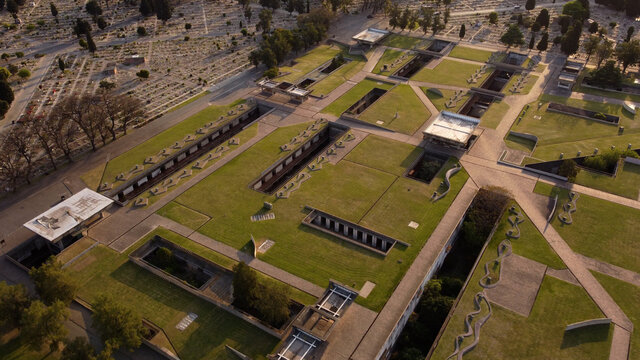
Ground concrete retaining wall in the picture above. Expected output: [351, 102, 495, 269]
[625, 157, 640, 166]
[565, 318, 612, 331]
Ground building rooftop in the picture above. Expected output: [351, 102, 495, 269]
[423, 111, 480, 145]
[352, 28, 389, 44]
[23, 188, 113, 241]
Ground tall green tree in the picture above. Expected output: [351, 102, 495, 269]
[528, 32, 536, 50]
[488, 11, 498, 24]
[154, 0, 172, 22]
[562, 0, 589, 21]
[535, 8, 549, 28]
[616, 39, 640, 73]
[419, 7, 433, 34]
[29, 257, 77, 305]
[20, 300, 68, 352]
[257, 8, 272, 32]
[560, 21, 582, 55]
[525, 0, 536, 11]
[595, 39, 614, 68]
[0, 281, 31, 330]
[85, 0, 102, 18]
[626, 26, 635, 42]
[92, 295, 148, 351]
[536, 32, 549, 52]
[459, 23, 465, 39]
[583, 35, 601, 63]
[500, 24, 524, 47]
[86, 32, 97, 53]
[50, 2, 58, 18]
[139, 0, 153, 16]
[0, 80, 14, 105]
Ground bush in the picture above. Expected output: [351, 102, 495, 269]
[17, 68, 30, 79]
[136, 69, 149, 79]
[15, 51, 23, 58]
[184, 36, 190, 41]
[593, 112, 606, 120]
[137, 26, 146, 36]
[152, 247, 174, 269]
[558, 159, 579, 182]
[582, 149, 638, 173]
[263, 67, 278, 78]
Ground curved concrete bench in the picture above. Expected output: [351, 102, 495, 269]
[566, 318, 611, 331]
[446, 292, 493, 360]
[433, 164, 462, 202]
[558, 192, 579, 225]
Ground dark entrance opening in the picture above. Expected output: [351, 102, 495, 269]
[394, 54, 433, 78]
[345, 87, 388, 115]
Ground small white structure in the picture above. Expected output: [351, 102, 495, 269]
[623, 101, 637, 115]
[352, 28, 390, 48]
[423, 111, 480, 149]
[557, 59, 584, 90]
[24, 188, 113, 244]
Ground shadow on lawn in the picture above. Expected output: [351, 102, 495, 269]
[560, 323, 611, 349]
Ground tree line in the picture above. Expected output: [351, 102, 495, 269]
[0, 257, 148, 359]
[594, 0, 640, 18]
[0, 90, 144, 192]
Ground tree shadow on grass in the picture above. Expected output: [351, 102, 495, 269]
[561, 323, 611, 349]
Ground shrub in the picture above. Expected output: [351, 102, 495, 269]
[136, 69, 149, 78]
[593, 112, 606, 120]
[137, 26, 146, 36]
[558, 159, 579, 182]
[79, 38, 88, 48]
[15, 51, 23, 58]
[17, 68, 30, 79]
[184, 36, 190, 41]
[263, 67, 278, 78]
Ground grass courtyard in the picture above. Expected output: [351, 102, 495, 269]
[423, 88, 469, 113]
[358, 84, 431, 134]
[321, 78, 395, 117]
[411, 59, 491, 88]
[447, 46, 492, 63]
[382, 33, 423, 49]
[373, 49, 415, 75]
[161, 126, 468, 311]
[308, 55, 366, 97]
[430, 203, 613, 360]
[503, 73, 539, 96]
[276, 44, 342, 83]
[534, 182, 640, 273]
[510, 94, 639, 161]
[573, 162, 640, 200]
[66, 228, 281, 360]
[479, 100, 510, 129]
[98, 99, 246, 185]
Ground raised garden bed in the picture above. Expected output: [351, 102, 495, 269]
[547, 102, 619, 125]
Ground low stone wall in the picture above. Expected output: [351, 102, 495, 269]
[625, 157, 640, 166]
[565, 318, 612, 331]
[547, 102, 619, 125]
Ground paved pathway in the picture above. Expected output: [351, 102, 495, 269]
[577, 254, 640, 288]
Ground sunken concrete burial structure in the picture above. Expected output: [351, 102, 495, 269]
[351, 28, 390, 48]
[258, 78, 312, 103]
[302, 207, 409, 256]
[392, 53, 434, 79]
[251, 123, 348, 194]
[9, 189, 113, 270]
[296, 55, 357, 93]
[413, 38, 453, 56]
[273, 282, 358, 360]
[107, 100, 272, 203]
[423, 111, 481, 150]
[123, 55, 146, 66]
[557, 59, 584, 90]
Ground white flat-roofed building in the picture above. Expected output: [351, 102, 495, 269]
[423, 111, 480, 149]
[352, 28, 389, 47]
[24, 188, 113, 245]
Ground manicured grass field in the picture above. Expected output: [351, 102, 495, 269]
[430, 204, 613, 360]
[534, 182, 640, 273]
[504, 133, 536, 153]
[412, 59, 490, 88]
[157, 202, 210, 230]
[321, 78, 395, 117]
[66, 229, 279, 360]
[503, 74, 539, 95]
[308, 56, 365, 97]
[373, 49, 415, 75]
[344, 134, 422, 176]
[277, 45, 341, 83]
[448, 46, 492, 63]
[592, 272, 640, 360]
[358, 84, 431, 134]
[101, 99, 246, 184]
[510, 94, 639, 161]
[423, 88, 468, 113]
[56, 237, 96, 264]
[165, 127, 468, 311]
[480, 100, 510, 129]
[81, 163, 106, 190]
[382, 33, 424, 49]
[574, 162, 640, 200]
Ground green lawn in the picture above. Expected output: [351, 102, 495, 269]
[101, 99, 246, 184]
[373, 49, 415, 75]
[358, 84, 431, 134]
[504, 133, 536, 153]
[480, 100, 510, 129]
[321, 78, 395, 117]
[592, 272, 640, 360]
[423, 88, 469, 113]
[430, 204, 612, 360]
[168, 91, 211, 113]
[534, 182, 640, 273]
[448, 46, 492, 63]
[382, 33, 424, 49]
[56, 237, 96, 264]
[503, 74, 539, 95]
[308, 56, 365, 97]
[277, 45, 341, 83]
[157, 202, 210, 230]
[412, 59, 490, 88]
[574, 162, 640, 200]
[164, 125, 468, 311]
[81, 163, 106, 190]
[67, 230, 279, 360]
[511, 94, 639, 161]
[344, 135, 422, 176]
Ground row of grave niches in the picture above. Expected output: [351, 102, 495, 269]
[110, 103, 271, 203]
[302, 207, 409, 256]
[344, 87, 388, 116]
[393, 54, 434, 79]
[480, 69, 513, 92]
[251, 123, 347, 194]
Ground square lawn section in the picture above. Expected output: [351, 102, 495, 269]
[592, 272, 640, 360]
[373, 49, 415, 75]
[430, 203, 613, 360]
[535, 182, 640, 274]
[359, 84, 431, 135]
[423, 88, 469, 113]
[308, 54, 366, 98]
[276, 44, 342, 83]
[411, 59, 490, 88]
[66, 228, 279, 360]
[321, 78, 395, 117]
[510, 94, 638, 161]
[572, 161, 640, 200]
[382, 33, 424, 49]
[100, 99, 245, 184]
[163, 126, 468, 311]
[447, 46, 492, 63]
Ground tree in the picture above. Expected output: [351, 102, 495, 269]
[139, 0, 153, 16]
[17, 68, 30, 79]
[232, 262, 258, 310]
[595, 39, 614, 68]
[232, 262, 290, 327]
[419, 7, 433, 34]
[30, 257, 77, 305]
[136, 69, 149, 78]
[459, 24, 465, 39]
[58, 58, 65, 71]
[86, 32, 97, 53]
[488, 11, 498, 24]
[92, 295, 148, 351]
[443, 8, 450, 24]
[137, 26, 147, 36]
[50, 2, 58, 18]
[20, 300, 68, 352]
[30, 115, 58, 169]
[562, 0, 588, 22]
[616, 39, 640, 73]
[286, 0, 295, 14]
[73, 18, 92, 37]
[528, 32, 536, 50]
[399, 7, 410, 30]
[47, 104, 79, 161]
[85, 0, 102, 18]
[558, 15, 572, 34]
[588, 60, 623, 88]
[154, 0, 172, 22]
[0, 67, 8, 81]
[6, 0, 17, 14]
[561, 21, 582, 55]
[118, 95, 145, 135]
[535, 8, 549, 28]
[525, 0, 535, 11]
[62, 337, 97, 360]
[583, 35, 601, 63]
[536, 32, 549, 52]
[0, 80, 14, 105]
[588, 21, 598, 33]
[257, 8, 272, 33]
[558, 159, 579, 182]
[244, 6, 252, 21]
[0, 142, 25, 190]
[238, 0, 251, 9]
[388, 2, 400, 29]
[4, 123, 38, 184]
[627, 26, 635, 42]
[97, 17, 107, 30]
[531, 21, 541, 32]
[184, 23, 191, 31]
[0, 281, 30, 330]
[500, 25, 524, 47]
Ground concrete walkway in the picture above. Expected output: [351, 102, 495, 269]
[577, 254, 640, 288]
[362, 46, 385, 73]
